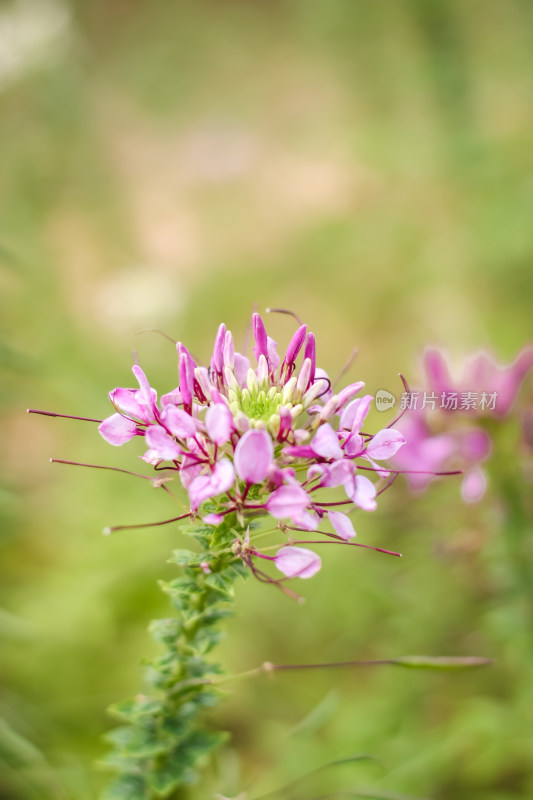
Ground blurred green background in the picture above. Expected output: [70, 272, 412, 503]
[1, 0, 533, 798]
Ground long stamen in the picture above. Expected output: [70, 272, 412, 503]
[331, 346, 359, 389]
[134, 328, 177, 345]
[51, 458, 154, 481]
[242, 302, 258, 356]
[385, 372, 411, 429]
[103, 512, 191, 535]
[357, 465, 463, 477]
[286, 526, 345, 542]
[265, 307, 303, 326]
[312, 376, 331, 399]
[245, 555, 304, 601]
[27, 409, 102, 423]
[313, 499, 354, 507]
[290, 539, 402, 558]
[376, 472, 399, 497]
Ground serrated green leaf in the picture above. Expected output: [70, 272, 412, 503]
[100, 774, 150, 800]
[194, 607, 234, 627]
[204, 571, 236, 597]
[146, 730, 226, 795]
[168, 548, 207, 567]
[185, 728, 229, 758]
[98, 751, 145, 774]
[149, 618, 182, 645]
[159, 577, 196, 594]
[105, 726, 173, 759]
[147, 760, 195, 796]
[210, 527, 237, 548]
[181, 523, 213, 534]
[108, 695, 163, 723]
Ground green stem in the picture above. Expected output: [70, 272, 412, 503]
[100, 514, 247, 800]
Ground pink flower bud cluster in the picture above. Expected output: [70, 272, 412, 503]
[99, 314, 406, 580]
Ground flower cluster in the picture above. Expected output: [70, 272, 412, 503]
[391, 346, 533, 502]
[99, 313, 406, 580]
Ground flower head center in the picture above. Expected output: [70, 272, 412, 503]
[241, 387, 283, 422]
[229, 384, 288, 427]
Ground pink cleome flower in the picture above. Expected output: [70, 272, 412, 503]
[98, 313, 407, 580]
[391, 346, 533, 503]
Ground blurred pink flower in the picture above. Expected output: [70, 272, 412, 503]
[392, 343, 532, 503]
[423, 346, 533, 418]
[391, 411, 491, 500]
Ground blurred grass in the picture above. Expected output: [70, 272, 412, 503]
[1, 0, 533, 798]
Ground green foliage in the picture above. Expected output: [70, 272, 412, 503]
[101, 514, 243, 799]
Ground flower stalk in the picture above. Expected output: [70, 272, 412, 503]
[101, 512, 247, 800]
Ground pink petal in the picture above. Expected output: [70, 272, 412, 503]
[266, 464, 287, 489]
[423, 348, 453, 396]
[177, 343, 195, 407]
[319, 459, 354, 488]
[284, 324, 307, 367]
[233, 353, 251, 387]
[459, 429, 492, 462]
[461, 467, 487, 503]
[296, 358, 312, 395]
[205, 403, 233, 446]
[267, 336, 280, 373]
[363, 455, 390, 479]
[351, 475, 377, 511]
[210, 323, 226, 373]
[343, 433, 365, 457]
[132, 365, 157, 417]
[202, 513, 224, 526]
[109, 388, 146, 421]
[98, 413, 138, 446]
[211, 458, 235, 493]
[252, 313, 269, 362]
[194, 367, 214, 402]
[274, 546, 321, 579]
[188, 458, 235, 510]
[278, 405, 293, 440]
[266, 484, 310, 519]
[161, 406, 199, 439]
[304, 333, 316, 383]
[145, 425, 181, 461]
[495, 345, 533, 416]
[328, 510, 356, 540]
[283, 444, 316, 459]
[223, 330, 235, 370]
[293, 510, 319, 531]
[312, 423, 343, 460]
[179, 456, 203, 489]
[365, 428, 406, 460]
[339, 395, 373, 432]
[335, 381, 365, 412]
[307, 464, 324, 482]
[160, 388, 182, 407]
[234, 429, 274, 483]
